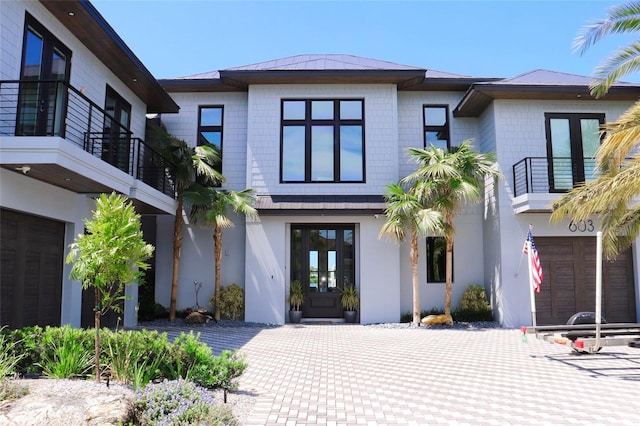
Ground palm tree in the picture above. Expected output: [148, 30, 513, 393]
[552, 100, 640, 259]
[379, 183, 443, 325]
[574, 2, 640, 97]
[184, 184, 258, 321]
[161, 134, 223, 320]
[402, 140, 501, 316]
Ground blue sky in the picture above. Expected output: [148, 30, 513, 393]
[93, 0, 639, 82]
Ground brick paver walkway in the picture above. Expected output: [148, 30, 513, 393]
[161, 324, 640, 425]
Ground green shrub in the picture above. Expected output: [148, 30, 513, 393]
[167, 331, 212, 381]
[38, 325, 93, 379]
[5, 326, 45, 375]
[101, 329, 172, 389]
[0, 328, 25, 379]
[217, 284, 245, 321]
[205, 350, 247, 402]
[453, 284, 493, 322]
[133, 378, 236, 426]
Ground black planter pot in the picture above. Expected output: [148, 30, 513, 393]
[289, 310, 303, 323]
[344, 310, 357, 323]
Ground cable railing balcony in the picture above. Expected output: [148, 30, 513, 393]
[512, 157, 598, 197]
[0, 79, 174, 198]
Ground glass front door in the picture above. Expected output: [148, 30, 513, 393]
[291, 225, 355, 318]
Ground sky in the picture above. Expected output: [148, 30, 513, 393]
[92, 0, 640, 82]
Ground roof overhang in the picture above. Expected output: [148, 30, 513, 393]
[400, 77, 501, 92]
[255, 195, 386, 216]
[454, 84, 640, 117]
[40, 0, 179, 113]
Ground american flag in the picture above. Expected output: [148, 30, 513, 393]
[523, 230, 543, 293]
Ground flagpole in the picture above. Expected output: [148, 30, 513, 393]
[527, 225, 537, 328]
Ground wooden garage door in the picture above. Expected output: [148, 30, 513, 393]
[535, 237, 636, 325]
[1, 209, 64, 329]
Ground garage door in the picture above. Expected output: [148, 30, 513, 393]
[1, 209, 64, 329]
[535, 237, 636, 325]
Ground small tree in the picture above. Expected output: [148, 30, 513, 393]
[66, 193, 154, 382]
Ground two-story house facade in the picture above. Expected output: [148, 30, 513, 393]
[158, 55, 640, 327]
[3, 1, 639, 330]
[0, 0, 178, 329]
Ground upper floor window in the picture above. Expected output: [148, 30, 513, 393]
[198, 106, 223, 174]
[545, 113, 604, 191]
[281, 99, 365, 183]
[17, 13, 71, 136]
[423, 105, 449, 150]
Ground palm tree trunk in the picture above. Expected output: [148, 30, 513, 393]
[411, 232, 421, 325]
[214, 225, 223, 321]
[444, 236, 454, 316]
[94, 287, 101, 383]
[169, 196, 184, 321]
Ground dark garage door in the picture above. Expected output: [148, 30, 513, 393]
[535, 237, 636, 325]
[1, 209, 64, 329]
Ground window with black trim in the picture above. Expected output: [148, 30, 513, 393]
[281, 99, 364, 183]
[426, 237, 450, 283]
[423, 105, 449, 150]
[198, 106, 223, 174]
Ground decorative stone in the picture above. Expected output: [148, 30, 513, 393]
[421, 314, 453, 326]
[185, 311, 213, 324]
[0, 379, 134, 425]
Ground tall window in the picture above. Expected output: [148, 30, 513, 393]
[426, 237, 451, 283]
[423, 105, 450, 150]
[17, 13, 71, 136]
[198, 106, 223, 174]
[281, 99, 365, 183]
[102, 86, 131, 172]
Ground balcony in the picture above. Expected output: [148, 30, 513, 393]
[511, 157, 597, 213]
[0, 80, 175, 214]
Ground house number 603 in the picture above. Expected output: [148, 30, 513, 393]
[568, 219, 594, 232]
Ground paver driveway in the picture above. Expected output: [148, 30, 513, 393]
[164, 324, 640, 425]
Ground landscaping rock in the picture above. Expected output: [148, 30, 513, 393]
[0, 379, 134, 426]
[421, 313, 454, 326]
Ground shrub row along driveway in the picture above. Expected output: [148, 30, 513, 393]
[158, 324, 640, 425]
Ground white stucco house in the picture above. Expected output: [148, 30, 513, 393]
[2, 0, 640, 330]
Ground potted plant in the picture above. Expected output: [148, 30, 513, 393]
[341, 284, 359, 323]
[289, 280, 304, 323]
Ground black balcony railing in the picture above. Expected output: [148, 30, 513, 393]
[512, 157, 598, 197]
[0, 80, 174, 198]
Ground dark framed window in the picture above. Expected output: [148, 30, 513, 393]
[423, 105, 450, 150]
[545, 113, 604, 192]
[426, 237, 450, 283]
[198, 105, 223, 174]
[17, 13, 72, 136]
[101, 85, 131, 173]
[281, 99, 365, 183]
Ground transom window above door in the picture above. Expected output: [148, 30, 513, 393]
[281, 99, 365, 183]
